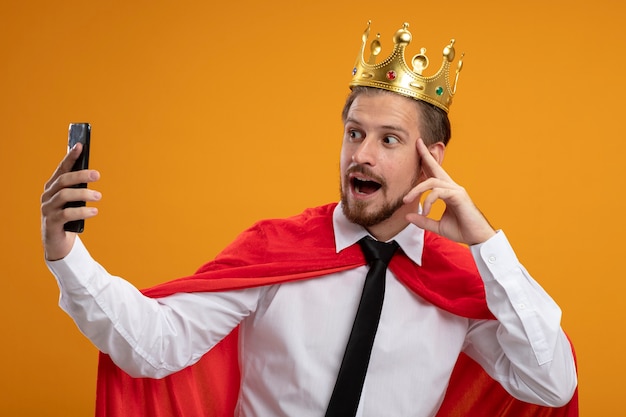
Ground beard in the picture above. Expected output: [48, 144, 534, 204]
[340, 166, 420, 228]
[341, 191, 407, 227]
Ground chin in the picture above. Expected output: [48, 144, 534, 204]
[341, 194, 402, 228]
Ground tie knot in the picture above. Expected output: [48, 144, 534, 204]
[358, 236, 399, 267]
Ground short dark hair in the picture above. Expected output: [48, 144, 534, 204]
[341, 86, 452, 146]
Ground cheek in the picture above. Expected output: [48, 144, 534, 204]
[394, 156, 420, 183]
[339, 146, 353, 173]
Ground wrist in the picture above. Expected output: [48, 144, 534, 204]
[44, 235, 76, 261]
[467, 228, 497, 246]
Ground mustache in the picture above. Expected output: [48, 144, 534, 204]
[345, 165, 386, 187]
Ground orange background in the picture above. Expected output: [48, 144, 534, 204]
[2, 0, 624, 415]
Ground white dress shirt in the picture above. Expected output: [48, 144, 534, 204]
[47, 204, 577, 417]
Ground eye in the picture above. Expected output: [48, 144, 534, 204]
[348, 129, 364, 141]
[382, 136, 399, 145]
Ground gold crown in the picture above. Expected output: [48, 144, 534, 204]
[350, 21, 464, 113]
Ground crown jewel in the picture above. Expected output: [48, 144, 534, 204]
[350, 21, 464, 113]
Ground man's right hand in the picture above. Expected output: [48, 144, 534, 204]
[41, 143, 102, 261]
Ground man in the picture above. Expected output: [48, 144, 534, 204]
[41, 22, 577, 416]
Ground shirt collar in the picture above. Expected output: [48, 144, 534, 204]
[332, 202, 424, 266]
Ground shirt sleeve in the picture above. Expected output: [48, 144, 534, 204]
[46, 237, 262, 379]
[464, 230, 577, 407]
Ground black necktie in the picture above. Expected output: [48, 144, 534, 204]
[325, 236, 400, 417]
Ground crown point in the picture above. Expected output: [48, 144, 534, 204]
[411, 47, 429, 75]
[452, 52, 465, 95]
[394, 24, 412, 45]
[362, 21, 372, 43]
[443, 41, 456, 62]
[368, 34, 382, 64]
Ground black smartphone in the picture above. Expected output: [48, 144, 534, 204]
[63, 123, 91, 233]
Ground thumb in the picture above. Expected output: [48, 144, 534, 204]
[406, 212, 439, 235]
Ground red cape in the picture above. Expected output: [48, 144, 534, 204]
[96, 203, 578, 416]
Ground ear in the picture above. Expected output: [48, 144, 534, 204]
[427, 142, 446, 165]
[417, 140, 447, 182]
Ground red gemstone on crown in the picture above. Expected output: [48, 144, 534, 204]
[386, 70, 397, 80]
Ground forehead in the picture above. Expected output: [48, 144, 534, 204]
[346, 92, 422, 132]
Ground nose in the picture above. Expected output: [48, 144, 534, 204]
[352, 138, 377, 166]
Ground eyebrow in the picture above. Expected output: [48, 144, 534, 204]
[345, 117, 410, 137]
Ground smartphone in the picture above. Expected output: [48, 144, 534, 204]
[63, 123, 91, 233]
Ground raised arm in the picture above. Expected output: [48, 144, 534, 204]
[404, 138, 577, 405]
[41, 144, 258, 378]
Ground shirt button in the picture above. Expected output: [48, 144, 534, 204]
[519, 303, 526, 309]
[488, 255, 497, 264]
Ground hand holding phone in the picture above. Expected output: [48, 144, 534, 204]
[63, 123, 91, 233]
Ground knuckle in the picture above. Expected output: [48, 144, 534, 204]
[43, 179, 53, 192]
[57, 206, 75, 223]
[40, 200, 52, 216]
[55, 173, 71, 188]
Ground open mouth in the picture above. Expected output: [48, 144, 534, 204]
[351, 177, 382, 195]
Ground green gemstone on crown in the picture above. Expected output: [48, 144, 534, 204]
[435, 86, 444, 96]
